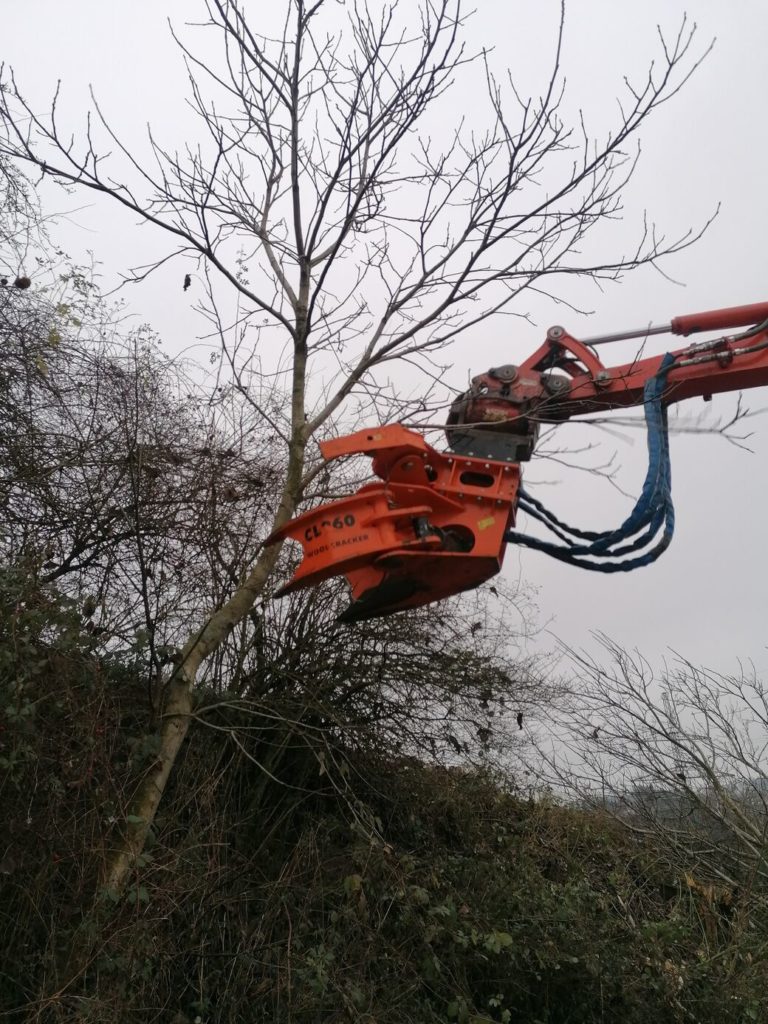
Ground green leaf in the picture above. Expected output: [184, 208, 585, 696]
[127, 885, 150, 906]
[126, 814, 145, 825]
[410, 885, 430, 906]
[343, 873, 363, 895]
[484, 929, 514, 953]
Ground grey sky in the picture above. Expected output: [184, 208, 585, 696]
[4, 1, 768, 674]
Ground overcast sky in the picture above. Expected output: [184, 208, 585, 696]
[4, 1, 768, 676]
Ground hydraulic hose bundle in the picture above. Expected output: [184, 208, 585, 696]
[505, 353, 676, 572]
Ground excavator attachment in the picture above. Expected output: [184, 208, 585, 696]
[267, 424, 520, 622]
[268, 301, 768, 619]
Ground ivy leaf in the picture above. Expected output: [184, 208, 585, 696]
[343, 873, 363, 896]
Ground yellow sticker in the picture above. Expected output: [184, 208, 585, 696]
[477, 516, 496, 531]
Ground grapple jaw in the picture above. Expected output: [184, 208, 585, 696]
[266, 425, 520, 621]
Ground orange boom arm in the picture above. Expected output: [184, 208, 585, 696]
[269, 301, 768, 621]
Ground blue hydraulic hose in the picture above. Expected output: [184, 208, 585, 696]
[504, 353, 676, 572]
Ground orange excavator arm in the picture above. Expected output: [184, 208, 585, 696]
[268, 301, 768, 622]
[446, 300, 768, 463]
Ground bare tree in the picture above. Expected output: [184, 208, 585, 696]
[0, 1, 711, 893]
[538, 637, 768, 896]
[0, 171, 294, 708]
[1, 273, 279, 648]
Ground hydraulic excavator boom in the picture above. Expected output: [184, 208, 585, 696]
[268, 301, 768, 622]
